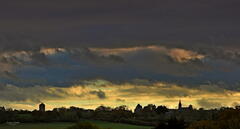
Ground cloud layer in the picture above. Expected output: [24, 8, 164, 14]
[0, 80, 239, 110]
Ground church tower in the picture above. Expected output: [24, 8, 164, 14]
[178, 100, 182, 110]
[39, 103, 45, 112]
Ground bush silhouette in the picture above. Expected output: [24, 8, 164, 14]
[155, 118, 186, 129]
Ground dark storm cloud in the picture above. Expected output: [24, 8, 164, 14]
[0, 46, 239, 92]
[0, 34, 41, 51]
[0, 82, 108, 103]
[1, 0, 240, 19]
[196, 46, 240, 65]
[0, 0, 240, 49]
[0, 84, 66, 103]
[0, 0, 239, 93]
[90, 90, 107, 99]
[0, 48, 126, 87]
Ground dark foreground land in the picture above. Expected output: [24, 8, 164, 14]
[0, 120, 152, 129]
[0, 105, 240, 129]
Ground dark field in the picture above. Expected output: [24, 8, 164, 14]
[0, 120, 152, 129]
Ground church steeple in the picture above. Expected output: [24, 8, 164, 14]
[178, 100, 182, 110]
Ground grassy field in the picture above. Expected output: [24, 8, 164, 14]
[0, 120, 152, 129]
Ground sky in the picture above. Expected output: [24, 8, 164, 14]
[0, 0, 240, 110]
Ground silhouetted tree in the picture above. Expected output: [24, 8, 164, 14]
[155, 117, 186, 129]
[134, 104, 143, 114]
[155, 106, 168, 114]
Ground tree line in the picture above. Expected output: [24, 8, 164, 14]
[0, 104, 168, 125]
[0, 105, 240, 129]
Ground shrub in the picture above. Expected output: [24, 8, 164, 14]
[187, 120, 218, 129]
[155, 118, 186, 129]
